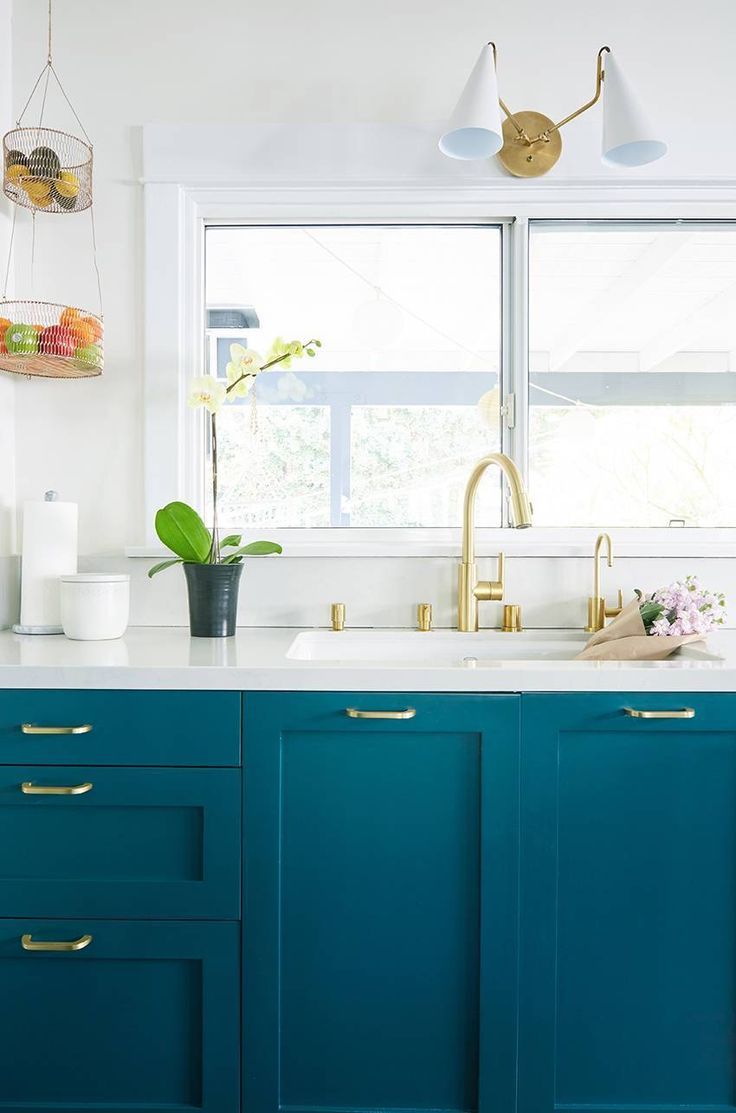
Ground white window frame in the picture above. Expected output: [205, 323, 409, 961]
[140, 125, 736, 557]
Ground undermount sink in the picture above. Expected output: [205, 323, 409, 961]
[287, 629, 588, 665]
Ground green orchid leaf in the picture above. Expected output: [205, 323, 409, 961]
[221, 540, 283, 563]
[154, 501, 212, 563]
[219, 534, 242, 549]
[147, 558, 183, 578]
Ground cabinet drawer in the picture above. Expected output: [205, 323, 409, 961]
[0, 918, 239, 1113]
[523, 692, 736, 734]
[0, 767, 240, 919]
[0, 689, 240, 765]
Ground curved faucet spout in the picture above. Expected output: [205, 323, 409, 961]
[458, 453, 533, 632]
[461, 453, 532, 564]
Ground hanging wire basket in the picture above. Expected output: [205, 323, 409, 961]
[3, 126, 92, 214]
[0, 299, 102, 379]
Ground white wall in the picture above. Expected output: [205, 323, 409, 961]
[0, 0, 17, 626]
[6, 0, 736, 630]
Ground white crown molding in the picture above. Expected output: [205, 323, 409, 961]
[141, 123, 736, 205]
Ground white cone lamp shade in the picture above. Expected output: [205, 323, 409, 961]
[439, 45, 504, 160]
[601, 53, 667, 167]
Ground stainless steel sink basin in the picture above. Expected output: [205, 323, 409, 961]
[287, 629, 588, 666]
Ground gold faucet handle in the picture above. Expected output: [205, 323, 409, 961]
[475, 551, 505, 603]
[330, 603, 345, 632]
[604, 589, 624, 618]
[417, 603, 433, 632]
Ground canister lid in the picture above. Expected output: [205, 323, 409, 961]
[59, 573, 130, 583]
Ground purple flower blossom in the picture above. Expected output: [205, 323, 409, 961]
[639, 575, 727, 637]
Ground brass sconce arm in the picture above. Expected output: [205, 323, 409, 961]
[538, 46, 610, 141]
[488, 42, 531, 143]
[490, 44, 610, 148]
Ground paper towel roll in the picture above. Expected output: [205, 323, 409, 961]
[16, 494, 78, 633]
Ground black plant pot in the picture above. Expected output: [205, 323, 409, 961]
[183, 562, 243, 638]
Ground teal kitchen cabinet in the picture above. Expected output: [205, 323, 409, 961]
[0, 919, 240, 1112]
[243, 692, 521, 1113]
[519, 693, 736, 1113]
[0, 688, 242, 1113]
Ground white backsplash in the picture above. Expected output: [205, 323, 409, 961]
[67, 553, 736, 631]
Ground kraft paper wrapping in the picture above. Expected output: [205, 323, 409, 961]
[576, 599, 704, 661]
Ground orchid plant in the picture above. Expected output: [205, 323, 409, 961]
[149, 336, 321, 577]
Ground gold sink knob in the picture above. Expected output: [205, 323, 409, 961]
[417, 603, 433, 632]
[330, 603, 345, 632]
[502, 604, 523, 633]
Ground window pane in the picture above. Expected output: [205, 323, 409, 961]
[529, 222, 736, 527]
[350, 405, 501, 526]
[213, 405, 330, 527]
[205, 225, 501, 528]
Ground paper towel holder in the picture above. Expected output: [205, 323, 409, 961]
[12, 490, 78, 636]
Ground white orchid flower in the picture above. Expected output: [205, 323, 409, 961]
[188, 375, 227, 414]
[226, 344, 263, 398]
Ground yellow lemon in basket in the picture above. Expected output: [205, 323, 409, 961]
[23, 178, 51, 205]
[6, 163, 29, 184]
[52, 170, 80, 211]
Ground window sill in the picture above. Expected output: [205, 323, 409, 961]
[127, 528, 736, 560]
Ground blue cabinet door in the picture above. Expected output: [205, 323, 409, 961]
[519, 693, 736, 1113]
[0, 918, 239, 1112]
[244, 692, 520, 1113]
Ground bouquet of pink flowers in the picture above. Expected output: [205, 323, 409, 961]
[637, 576, 727, 637]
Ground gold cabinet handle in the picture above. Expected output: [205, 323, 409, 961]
[624, 707, 695, 720]
[345, 708, 416, 720]
[21, 781, 93, 795]
[21, 933, 92, 952]
[21, 723, 92, 735]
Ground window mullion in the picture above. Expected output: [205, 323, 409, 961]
[501, 217, 530, 505]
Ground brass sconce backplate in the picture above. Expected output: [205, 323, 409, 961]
[497, 111, 562, 178]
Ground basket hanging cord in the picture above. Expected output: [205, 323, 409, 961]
[2, 203, 18, 300]
[30, 211, 37, 300]
[16, 0, 93, 145]
[89, 206, 103, 317]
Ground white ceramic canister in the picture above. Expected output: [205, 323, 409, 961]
[59, 574, 130, 641]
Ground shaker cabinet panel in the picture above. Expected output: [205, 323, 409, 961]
[0, 919, 239, 1113]
[0, 766, 241, 918]
[243, 691, 520, 1113]
[519, 692, 736, 1113]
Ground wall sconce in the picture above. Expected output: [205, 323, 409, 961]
[439, 44, 667, 177]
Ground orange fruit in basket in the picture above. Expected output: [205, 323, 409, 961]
[59, 307, 81, 329]
[0, 317, 10, 353]
[81, 315, 102, 341]
[71, 319, 96, 347]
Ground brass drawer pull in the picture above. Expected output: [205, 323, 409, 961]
[21, 723, 92, 735]
[345, 708, 417, 720]
[21, 781, 93, 796]
[21, 933, 92, 952]
[624, 707, 695, 720]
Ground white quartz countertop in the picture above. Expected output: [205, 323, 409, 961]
[0, 626, 734, 692]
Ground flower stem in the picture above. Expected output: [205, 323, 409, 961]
[210, 412, 221, 564]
